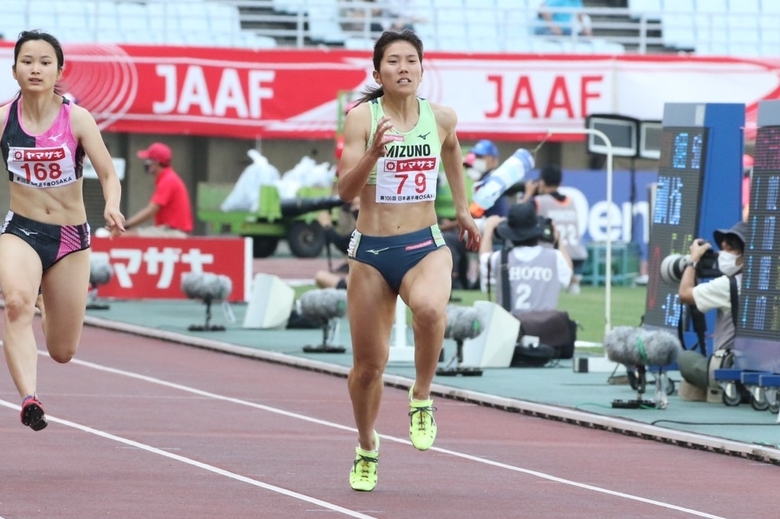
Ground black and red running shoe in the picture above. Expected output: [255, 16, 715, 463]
[21, 396, 48, 431]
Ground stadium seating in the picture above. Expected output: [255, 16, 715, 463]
[629, 0, 780, 56]
[1, 0, 777, 57]
[2, 0, 275, 49]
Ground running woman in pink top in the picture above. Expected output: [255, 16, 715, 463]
[0, 30, 125, 431]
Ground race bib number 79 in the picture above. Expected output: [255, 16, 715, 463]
[375, 156, 439, 203]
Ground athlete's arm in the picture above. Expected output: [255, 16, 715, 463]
[0, 103, 9, 129]
[435, 103, 480, 251]
[71, 104, 125, 234]
[338, 103, 389, 202]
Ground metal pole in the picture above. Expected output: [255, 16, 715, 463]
[542, 128, 614, 336]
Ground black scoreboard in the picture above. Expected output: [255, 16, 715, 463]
[642, 103, 744, 355]
[732, 116, 780, 373]
[739, 125, 780, 339]
[644, 127, 708, 328]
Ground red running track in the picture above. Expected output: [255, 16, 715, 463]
[0, 321, 776, 519]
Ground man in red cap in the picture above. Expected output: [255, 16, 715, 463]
[124, 142, 193, 237]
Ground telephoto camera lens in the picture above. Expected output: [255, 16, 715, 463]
[659, 254, 691, 285]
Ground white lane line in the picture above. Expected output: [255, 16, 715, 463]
[0, 399, 376, 519]
[428, 446, 727, 518]
[58, 354, 730, 519]
[69, 356, 357, 432]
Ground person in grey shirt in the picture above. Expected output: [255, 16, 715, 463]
[523, 164, 587, 294]
[479, 202, 572, 318]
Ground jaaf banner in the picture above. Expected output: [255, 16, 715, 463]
[1, 43, 778, 141]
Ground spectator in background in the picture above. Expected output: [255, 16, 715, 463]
[535, 0, 592, 37]
[385, 0, 424, 33]
[314, 197, 360, 290]
[465, 140, 509, 218]
[340, 0, 424, 39]
[124, 142, 193, 237]
[523, 164, 588, 294]
[441, 140, 506, 290]
[341, 0, 385, 35]
[478, 203, 572, 316]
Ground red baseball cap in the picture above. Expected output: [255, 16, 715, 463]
[137, 142, 172, 165]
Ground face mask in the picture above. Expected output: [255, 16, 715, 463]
[470, 158, 488, 175]
[466, 166, 482, 181]
[717, 251, 741, 276]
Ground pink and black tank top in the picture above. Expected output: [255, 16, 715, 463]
[1, 96, 84, 188]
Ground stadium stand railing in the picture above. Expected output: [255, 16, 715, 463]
[0, 0, 776, 57]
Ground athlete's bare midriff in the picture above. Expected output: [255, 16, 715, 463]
[8, 180, 87, 225]
[355, 185, 438, 236]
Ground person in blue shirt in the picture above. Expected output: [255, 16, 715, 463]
[535, 0, 593, 36]
[465, 139, 509, 218]
[441, 139, 507, 289]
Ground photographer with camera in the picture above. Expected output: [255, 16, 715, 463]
[478, 202, 572, 317]
[676, 220, 747, 400]
[523, 164, 588, 294]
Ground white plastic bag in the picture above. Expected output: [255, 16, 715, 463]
[220, 149, 280, 212]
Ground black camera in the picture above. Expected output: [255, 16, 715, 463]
[659, 247, 721, 285]
[538, 216, 555, 244]
[492, 215, 554, 248]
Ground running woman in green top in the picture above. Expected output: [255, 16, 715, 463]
[338, 30, 480, 492]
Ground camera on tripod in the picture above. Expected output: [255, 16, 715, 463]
[659, 242, 721, 285]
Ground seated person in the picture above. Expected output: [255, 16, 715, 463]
[534, 0, 592, 36]
[315, 269, 349, 290]
[124, 143, 193, 237]
[313, 197, 359, 290]
[677, 221, 746, 399]
[479, 202, 572, 317]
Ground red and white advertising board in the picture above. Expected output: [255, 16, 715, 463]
[1, 43, 778, 141]
[90, 236, 252, 302]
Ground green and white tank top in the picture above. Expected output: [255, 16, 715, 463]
[367, 98, 441, 204]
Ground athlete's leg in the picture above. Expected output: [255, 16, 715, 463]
[39, 249, 90, 363]
[0, 234, 44, 398]
[346, 260, 396, 451]
[399, 247, 452, 400]
[35, 292, 46, 338]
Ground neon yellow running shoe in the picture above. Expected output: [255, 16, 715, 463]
[349, 431, 379, 492]
[408, 386, 437, 451]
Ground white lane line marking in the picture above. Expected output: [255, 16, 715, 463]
[428, 446, 727, 518]
[68, 355, 357, 432]
[60, 354, 729, 519]
[0, 399, 376, 519]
